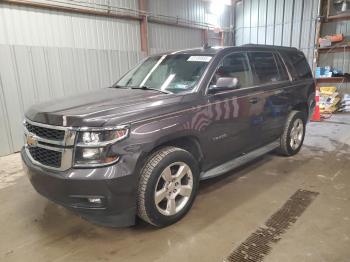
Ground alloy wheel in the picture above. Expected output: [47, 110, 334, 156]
[154, 162, 193, 216]
[290, 119, 304, 150]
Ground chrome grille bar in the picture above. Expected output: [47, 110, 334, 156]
[23, 119, 77, 171]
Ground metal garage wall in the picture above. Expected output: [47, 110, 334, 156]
[148, 0, 232, 54]
[207, 30, 222, 46]
[148, 0, 231, 28]
[148, 23, 203, 54]
[0, 2, 142, 156]
[235, 0, 320, 66]
[149, 0, 207, 24]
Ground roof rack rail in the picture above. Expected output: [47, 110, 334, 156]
[203, 43, 211, 49]
[241, 44, 299, 50]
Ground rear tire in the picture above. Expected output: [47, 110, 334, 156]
[277, 110, 306, 156]
[137, 146, 199, 227]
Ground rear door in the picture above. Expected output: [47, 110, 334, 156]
[247, 51, 291, 147]
[280, 51, 315, 118]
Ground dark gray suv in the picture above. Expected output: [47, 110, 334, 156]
[22, 45, 315, 227]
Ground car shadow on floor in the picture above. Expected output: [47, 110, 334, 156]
[37, 151, 303, 234]
[6, 149, 319, 261]
[30, 151, 320, 241]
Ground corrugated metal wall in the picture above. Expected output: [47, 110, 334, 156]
[148, 0, 231, 28]
[0, 3, 143, 156]
[235, 0, 320, 66]
[148, 0, 232, 53]
[0, 0, 232, 156]
[149, 0, 207, 23]
[148, 23, 203, 54]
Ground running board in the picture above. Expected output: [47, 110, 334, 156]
[200, 140, 279, 180]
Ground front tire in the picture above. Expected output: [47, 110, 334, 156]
[137, 147, 199, 227]
[277, 110, 306, 156]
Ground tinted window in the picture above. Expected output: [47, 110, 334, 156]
[289, 52, 313, 80]
[211, 52, 252, 88]
[275, 54, 290, 81]
[248, 52, 282, 85]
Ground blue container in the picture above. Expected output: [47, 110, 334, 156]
[315, 67, 325, 78]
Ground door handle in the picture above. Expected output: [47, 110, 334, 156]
[274, 90, 283, 95]
[249, 97, 259, 104]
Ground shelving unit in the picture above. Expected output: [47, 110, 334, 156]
[325, 0, 350, 22]
[314, 0, 350, 86]
[326, 14, 350, 22]
[316, 77, 350, 83]
[318, 45, 350, 53]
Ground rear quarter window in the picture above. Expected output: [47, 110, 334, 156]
[248, 52, 287, 85]
[283, 52, 313, 80]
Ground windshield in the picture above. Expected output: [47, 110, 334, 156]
[115, 54, 213, 93]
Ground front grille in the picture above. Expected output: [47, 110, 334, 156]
[28, 147, 62, 168]
[25, 122, 65, 141]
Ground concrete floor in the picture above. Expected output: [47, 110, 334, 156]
[1, 114, 350, 262]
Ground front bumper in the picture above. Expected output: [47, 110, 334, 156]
[21, 148, 137, 227]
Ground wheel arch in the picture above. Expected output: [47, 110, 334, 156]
[159, 136, 204, 167]
[292, 102, 308, 117]
[292, 90, 315, 121]
[137, 135, 205, 173]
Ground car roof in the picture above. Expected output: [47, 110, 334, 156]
[153, 44, 300, 57]
[153, 46, 226, 56]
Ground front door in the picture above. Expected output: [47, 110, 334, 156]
[203, 52, 266, 167]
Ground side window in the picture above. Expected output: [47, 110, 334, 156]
[248, 52, 282, 85]
[275, 53, 290, 81]
[289, 52, 313, 80]
[211, 52, 253, 88]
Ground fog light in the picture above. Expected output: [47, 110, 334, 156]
[88, 197, 102, 204]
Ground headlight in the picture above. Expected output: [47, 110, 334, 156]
[74, 126, 129, 167]
[74, 147, 119, 166]
[76, 129, 129, 146]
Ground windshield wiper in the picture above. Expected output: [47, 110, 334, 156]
[131, 86, 172, 94]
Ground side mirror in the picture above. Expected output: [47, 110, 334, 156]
[209, 77, 239, 94]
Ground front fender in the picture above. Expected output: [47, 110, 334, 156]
[131, 115, 203, 151]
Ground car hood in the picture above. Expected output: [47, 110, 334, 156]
[25, 87, 185, 127]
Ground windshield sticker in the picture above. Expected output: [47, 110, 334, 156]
[187, 56, 212, 62]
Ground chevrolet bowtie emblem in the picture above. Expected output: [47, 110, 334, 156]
[26, 133, 38, 147]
